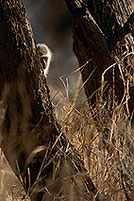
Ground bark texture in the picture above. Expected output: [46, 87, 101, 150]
[65, 0, 134, 114]
[0, 0, 101, 200]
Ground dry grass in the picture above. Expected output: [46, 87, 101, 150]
[50, 54, 134, 200]
[0, 150, 30, 200]
[61, 101, 134, 201]
[1, 54, 134, 200]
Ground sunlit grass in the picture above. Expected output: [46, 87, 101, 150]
[1, 57, 134, 200]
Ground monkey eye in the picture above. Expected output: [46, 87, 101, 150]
[41, 57, 47, 68]
[43, 56, 48, 64]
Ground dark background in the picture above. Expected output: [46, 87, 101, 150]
[23, 0, 77, 80]
[23, 0, 134, 104]
[23, 0, 84, 106]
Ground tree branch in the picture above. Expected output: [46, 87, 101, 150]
[65, 0, 114, 68]
[65, 0, 134, 114]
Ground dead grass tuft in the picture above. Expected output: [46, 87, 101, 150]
[1, 55, 134, 200]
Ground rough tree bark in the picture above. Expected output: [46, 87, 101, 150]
[65, 0, 134, 114]
[0, 0, 102, 201]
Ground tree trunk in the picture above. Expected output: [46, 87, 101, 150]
[0, 0, 101, 200]
[65, 0, 134, 114]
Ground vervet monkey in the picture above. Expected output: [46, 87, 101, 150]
[37, 43, 52, 77]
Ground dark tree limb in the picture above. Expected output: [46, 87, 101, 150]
[65, 0, 134, 113]
[65, 0, 114, 69]
[0, 0, 101, 200]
